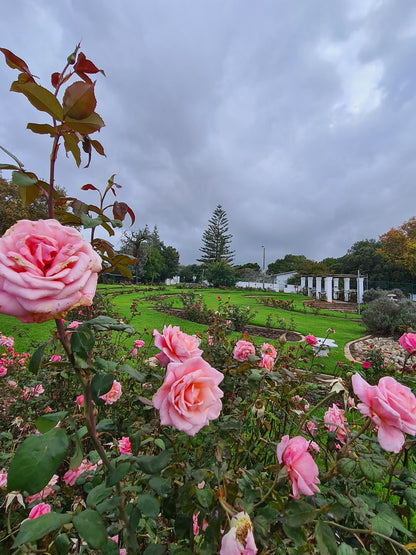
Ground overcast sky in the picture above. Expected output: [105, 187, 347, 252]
[1, 1, 416, 267]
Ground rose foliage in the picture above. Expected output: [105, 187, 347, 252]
[1, 46, 416, 555]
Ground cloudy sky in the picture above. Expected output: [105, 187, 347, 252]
[1, 0, 416, 267]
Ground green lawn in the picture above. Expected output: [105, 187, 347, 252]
[0, 286, 367, 373]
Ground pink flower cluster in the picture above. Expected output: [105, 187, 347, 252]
[26, 474, 58, 504]
[0, 333, 30, 377]
[352, 373, 416, 452]
[324, 404, 349, 444]
[398, 332, 416, 355]
[29, 502, 51, 519]
[220, 511, 258, 554]
[23, 384, 44, 400]
[152, 325, 224, 436]
[100, 380, 122, 405]
[118, 436, 132, 455]
[277, 435, 320, 499]
[0, 219, 102, 323]
[63, 459, 102, 486]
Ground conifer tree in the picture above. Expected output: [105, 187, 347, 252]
[198, 204, 234, 264]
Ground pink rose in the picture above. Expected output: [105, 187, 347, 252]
[0, 468, 7, 487]
[362, 361, 371, 369]
[110, 536, 127, 555]
[29, 502, 51, 519]
[26, 474, 58, 504]
[0, 366, 6, 377]
[100, 380, 122, 405]
[398, 332, 416, 355]
[324, 404, 349, 443]
[152, 357, 224, 436]
[305, 334, 317, 346]
[261, 343, 277, 358]
[118, 436, 132, 455]
[63, 459, 101, 486]
[352, 373, 416, 452]
[193, 512, 209, 536]
[0, 219, 102, 323]
[233, 340, 255, 362]
[292, 395, 310, 412]
[67, 321, 82, 329]
[276, 435, 320, 499]
[220, 511, 258, 554]
[153, 325, 203, 363]
[76, 394, 84, 406]
[134, 339, 145, 348]
[259, 353, 274, 371]
[131, 348, 138, 357]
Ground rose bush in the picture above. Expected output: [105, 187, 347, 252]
[0, 219, 101, 323]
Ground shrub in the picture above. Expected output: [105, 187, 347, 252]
[362, 296, 416, 336]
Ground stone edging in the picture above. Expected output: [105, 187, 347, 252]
[343, 335, 373, 362]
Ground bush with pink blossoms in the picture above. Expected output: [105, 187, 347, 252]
[2, 44, 416, 555]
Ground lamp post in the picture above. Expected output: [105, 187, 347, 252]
[262, 245, 265, 289]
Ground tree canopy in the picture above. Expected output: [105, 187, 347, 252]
[0, 176, 67, 236]
[198, 205, 234, 264]
[379, 217, 416, 277]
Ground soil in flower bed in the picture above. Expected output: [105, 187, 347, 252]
[153, 307, 303, 342]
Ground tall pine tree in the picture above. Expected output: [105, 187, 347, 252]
[198, 204, 234, 264]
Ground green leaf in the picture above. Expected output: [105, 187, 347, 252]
[73, 509, 107, 549]
[284, 499, 317, 527]
[337, 543, 356, 555]
[315, 521, 337, 555]
[63, 132, 81, 167]
[337, 458, 356, 477]
[87, 484, 113, 508]
[0, 163, 20, 170]
[100, 539, 120, 555]
[196, 487, 213, 509]
[70, 326, 95, 361]
[63, 112, 105, 134]
[90, 373, 114, 404]
[12, 169, 37, 187]
[359, 457, 384, 482]
[106, 462, 131, 487]
[119, 363, 145, 382]
[19, 183, 41, 207]
[54, 533, 70, 555]
[14, 81, 63, 120]
[95, 358, 118, 371]
[35, 411, 68, 433]
[149, 476, 172, 498]
[136, 494, 160, 518]
[69, 433, 84, 470]
[404, 487, 416, 509]
[27, 122, 56, 135]
[282, 524, 306, 547]
[142, 545, 166, 555]
[28, 343, 47, 373]
[80, 212, 103, 229]
[96, 418, 115, 432]
[13, 512, 72, 547]
[8, 428, 68, 494]
[371, 504, 410, 537]
[135, 451, 172, 475]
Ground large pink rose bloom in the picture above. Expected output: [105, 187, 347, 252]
[220, 511, 258, 555]
[153, 325, 203, 364]
[152, 357, 224, 436]
[276, 435, 320, 499]
[0, 219, 101, 323]
[233, 340, 255, 362]
[352, 373, 416, 453]
[398, 332, 416, 355]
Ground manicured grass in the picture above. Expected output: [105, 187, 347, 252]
[0, 286, 367, 373]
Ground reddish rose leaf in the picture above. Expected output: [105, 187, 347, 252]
[0, 48, 34, 77]
[90, 139, 106, 157]
[112, 201, 128, 221]
[63, 81, 97, 120]
[74, 52, 104, 75]
[63, 133, 81, 167]
[81, 184, 98, 191]
[51, 72, 60, 88]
